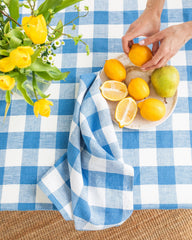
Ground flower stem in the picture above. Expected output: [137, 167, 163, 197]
[32, 71, 38, 101]
[0, 9, 21, 27]
[63, 11, 89, 27]
[48, 25, 88, 48]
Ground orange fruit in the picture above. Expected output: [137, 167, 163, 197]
[128, 77, 150, 101]
[129, 44, 153, 67]
[115, 97, 137, 128]
[100, 80, 128, 101]
[104, 59, 126, 81]
[138, 98, 166, 121]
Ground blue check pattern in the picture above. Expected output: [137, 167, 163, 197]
[39, 74, 134, 230]
[0, 0, 192, 218]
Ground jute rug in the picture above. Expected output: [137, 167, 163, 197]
[0, 210, 192, 240]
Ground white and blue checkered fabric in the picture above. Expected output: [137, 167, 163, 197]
[0, 0, 192, 223]
[38, 74, 134, 230]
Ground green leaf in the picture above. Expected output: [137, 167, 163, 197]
[4, 91, 11, 121]
[29, 59, 54, 72]
[54, 0, 83, 13]
[31, 47, 46, 63]
[0, 49, 9, 56]
[4, 22, 10, 34]
[9, 37, 22, 48]
[0, 40, 9, 48]
[52, 20, 63, 40]
[73, 36, 80, 45]
[29, 59, 69, 80]
[38, 0, 82, 22]
[4, 0, 19, 29]
[19, 3, 30, 9]
[36, 71, 69, 81]
[5, 28, 24, 40]
[13, 73, 34, 106]
[23, 38, 33, 46]
[5, 90, 11, 103]
[4, 102, 10, 121]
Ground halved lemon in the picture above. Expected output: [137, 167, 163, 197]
[115, 97, 137, 128]
[100, 80, 128, 101]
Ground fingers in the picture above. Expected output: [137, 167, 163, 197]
[139, 32, 162, 46]
[152, 42, 159, 55]
[143, 57, 169, 71]
[122, 36, 131, 53]
[141, 48, 163, 69]
[122, 28, 140, 53]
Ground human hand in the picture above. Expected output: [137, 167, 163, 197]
[140, 22, 192, 70]
[122, 8, 161, 54]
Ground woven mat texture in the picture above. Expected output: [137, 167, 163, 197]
[0, 210, 192, 240]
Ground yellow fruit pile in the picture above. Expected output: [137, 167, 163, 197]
[101, 56, 166, 128]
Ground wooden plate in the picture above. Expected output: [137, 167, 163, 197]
[99, 54, 178, 129]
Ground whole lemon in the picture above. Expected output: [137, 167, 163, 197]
[138, 98, 166, 121]
[104, 59, 126, 81]
[128, 77, 150, 101]
[129, 44, 153, 67]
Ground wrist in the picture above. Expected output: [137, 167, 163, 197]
[145, 6, 162, 19]
[146, 0, 165, 18]
[182, 22, 192, 40]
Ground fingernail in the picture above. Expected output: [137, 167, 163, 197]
[141, 67, 146, 71]
[139, 40, 145, 45]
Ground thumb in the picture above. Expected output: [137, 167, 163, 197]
[125, 28, 141, 41]
[139, 32, 162, 46]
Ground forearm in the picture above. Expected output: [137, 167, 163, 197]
[182, 21, 192, 40]
[146, 0, 165, 17]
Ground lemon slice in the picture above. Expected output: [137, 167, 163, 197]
[100, 80, 128, 101]
[115, 97, 137, 128]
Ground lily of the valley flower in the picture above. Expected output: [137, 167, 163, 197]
[22, 15, 47, 44]
[0, 57, 15, 73]
[0, 75, 15, 91]
[34, 99, 53, 118]
[10, 46, 34, 69]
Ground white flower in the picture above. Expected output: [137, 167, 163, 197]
[54, 40, 61, 48]
[51, 62, 55, 66]
[42, 56, 47, 62]
[48, 50, 52, 54]
[37, 53, 41, 58]
[47, 55, 54, 63]
[51, 34, 55, 38]
[48, 45, 52, 50]
[32, 45, 37, 51]
[61, 41, 65, 46]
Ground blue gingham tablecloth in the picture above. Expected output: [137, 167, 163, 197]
[0, 0, 192, 211]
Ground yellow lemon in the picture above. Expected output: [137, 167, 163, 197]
[104, 59, 126, 81]
[138, 98, 166, 121]
[100, 80, 128, 101]
[115, 97, 137, 128]
[128, 77, 150, 101]
[129, 44, 153, 67]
